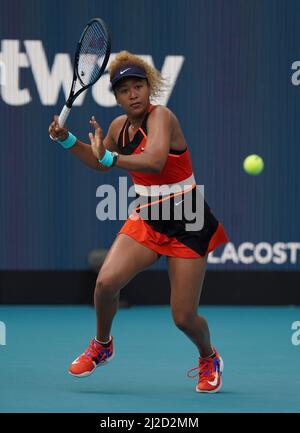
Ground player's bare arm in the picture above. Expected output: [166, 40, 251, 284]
[48, 115, 122, 172]
[114, 106, 171, 173]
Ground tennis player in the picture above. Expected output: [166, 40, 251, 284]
[48, 51, 228, 393]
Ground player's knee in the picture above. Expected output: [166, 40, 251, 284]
[95, 273, 119, 298]
[172, 310, 196, 332]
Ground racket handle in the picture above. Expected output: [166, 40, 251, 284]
[58, 105, 71, 127]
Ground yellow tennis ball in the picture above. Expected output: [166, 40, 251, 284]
[243, 154, 264, 175]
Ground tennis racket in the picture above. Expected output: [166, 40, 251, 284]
[51, 17, 111, 135]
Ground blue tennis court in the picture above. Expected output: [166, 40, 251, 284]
[2, 0, 300, 418]
[1, 305, 299, 413]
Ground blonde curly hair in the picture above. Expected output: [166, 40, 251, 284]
[109, 51, 166, 98]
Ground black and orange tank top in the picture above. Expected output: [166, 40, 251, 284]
[117, 104, 195, 193]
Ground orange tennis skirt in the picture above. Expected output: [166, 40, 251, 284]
[118, 187, 228, 258]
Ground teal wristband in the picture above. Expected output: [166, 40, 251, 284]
[98, 150, 114, 167]
[57, 132, 77, 149]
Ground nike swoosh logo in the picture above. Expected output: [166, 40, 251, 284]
[175, 199, 184, 206]
[208, 372, 219, 387]
[120, 68, 131, 75]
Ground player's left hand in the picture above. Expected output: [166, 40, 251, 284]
[89, 116, 105, 160]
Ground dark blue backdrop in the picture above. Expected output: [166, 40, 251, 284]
[0, 0, 299, 270]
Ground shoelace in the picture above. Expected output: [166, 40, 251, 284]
[83, 339, 105, 359]
[187, 358, 213, 379]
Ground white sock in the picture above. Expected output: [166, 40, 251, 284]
[95, 336, 111, 345]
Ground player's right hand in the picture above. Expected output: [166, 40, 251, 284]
[48, 115, 69, 141]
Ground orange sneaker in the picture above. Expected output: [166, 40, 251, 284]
[69, 337, 114, 377]
[187, 347, 224, 393]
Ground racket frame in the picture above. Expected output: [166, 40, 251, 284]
[58, 18, 111, 126]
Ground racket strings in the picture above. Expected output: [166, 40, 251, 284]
[78, 22, 109, 85]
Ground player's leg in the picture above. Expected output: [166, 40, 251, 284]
[167, 256, 212, 357]
[167, 256, 224, 393]
[94, 233, 159, 341]
[69, 234, 159, 377]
